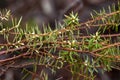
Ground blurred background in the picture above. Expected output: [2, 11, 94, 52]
[0, 0, 118, 30]
[0, 0, 120, 80]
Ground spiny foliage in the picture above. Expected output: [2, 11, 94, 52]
[0, 2, 120, 80]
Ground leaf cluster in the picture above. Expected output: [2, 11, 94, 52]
[0, 2, 120, 80]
